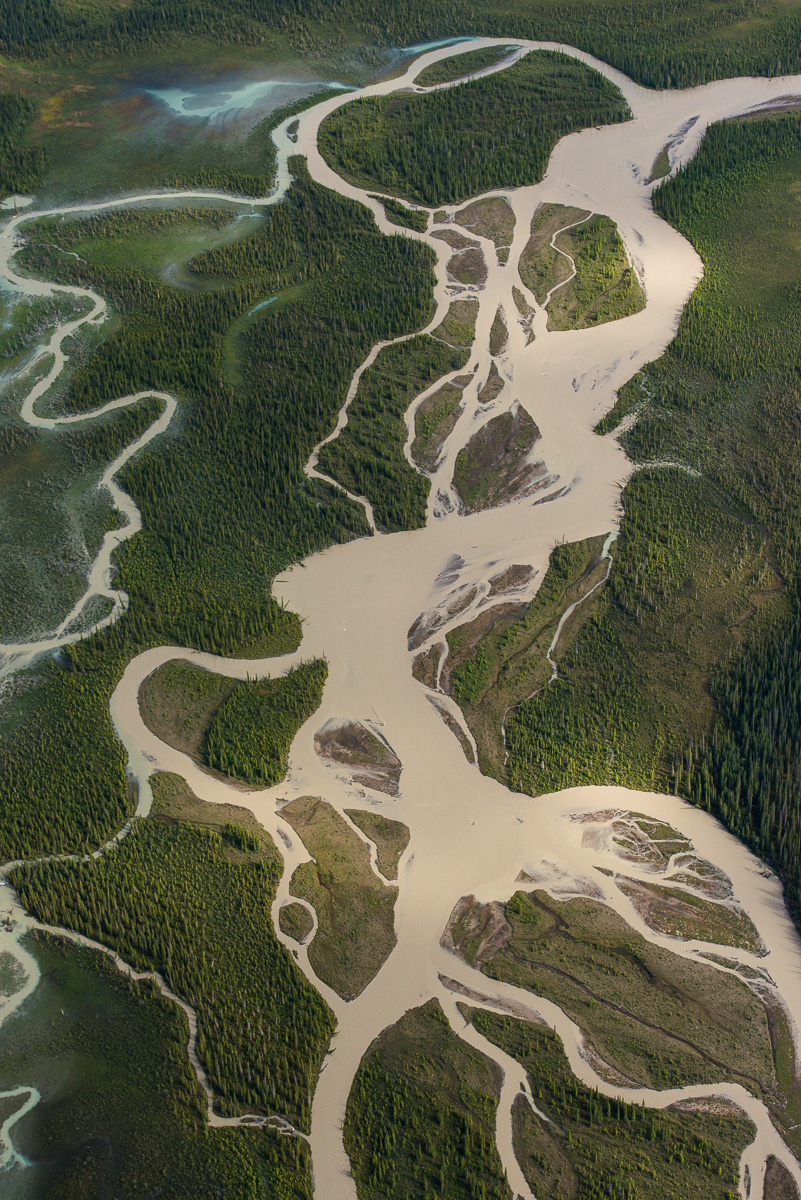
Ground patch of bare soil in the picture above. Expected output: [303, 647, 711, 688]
[427, 694, 476, 763]
[452, 406, 551, 513]
[412, 643, 441, 688]
[314, 718, 402, 795]
[487, 563, 534, 596]
[442, 894, 512, 967]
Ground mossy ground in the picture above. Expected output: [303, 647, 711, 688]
[344, 809, 410, 880]
[283, 796, 398, 1000]
[459, 890, 778, 1098]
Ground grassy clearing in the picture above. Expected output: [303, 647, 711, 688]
[614, 875, 765, 953]
[279, 902, 314, 943]
[478, 361, 504, 402]
[445, 536, 605, 779]
[446, 245, 488, 287]
[472, 1008, 752, 1200]
[318, 334, 466, 532]
[648, 144, 672, 182]
[344, 809, 410, 880]
[139, 659, 239, 760]
[344, 998, 511, 1200]
[432, 298, 478, 349]
[456, 889, 777, 1095]
[282, 796, 397, 1000]
[412, 644, 440, 689]
[318, 51, 629, 207]
[455, 196, 515, 254]
[518, 202, 589, 303]
[411, 380, 466, 472]
[452, 406, 544, 514]
[546, 214, 646, 330]
[488, 305, 508, 355]
[0, 934, 314, 1200]
[12, 795, 334, 1130]
[150, 770, 266, 857]
[40, 205, 261, 290]
[140, 657, 322, 788]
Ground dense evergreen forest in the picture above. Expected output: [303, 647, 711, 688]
[3, 0, 801, 91]
[205, 660, 327, 786]
[317, 334, 467, 530]
[12, 815, 334, 1129]
[507, 112, 801, 926]
[0, 161, 437, 861]
[0, 92, 45, 197]
[319, 51, 629, 207]
[0, 935, 314, 1199]
[344, 999, 512, 1199]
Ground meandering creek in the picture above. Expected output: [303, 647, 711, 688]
[2, 37, 801, 1199]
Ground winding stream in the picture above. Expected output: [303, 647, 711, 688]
[2, 36, 801, 1199]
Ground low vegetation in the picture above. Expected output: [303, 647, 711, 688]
[518, 204, 645, 328]
[614, 875, 764, 954]
[344, 808, 410, 880]
[282, 796, 398, 999]
[318, 51, 629, 207]
[446, 244, 488, 287]
[344, 998, 512, 1200]
[432, 299, 478, 349]
[279, 902, 314, 943]
[454, 196, 515, 262]
[545, 213, 645, 329]
[488, 306, 508, 355]
[411, 379, 467, 472]
[12, 789, 334, 1130]
[450, 890, 777, 1096]
[139, 659, 240, 760]
[472, 1008, 753, 1200]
